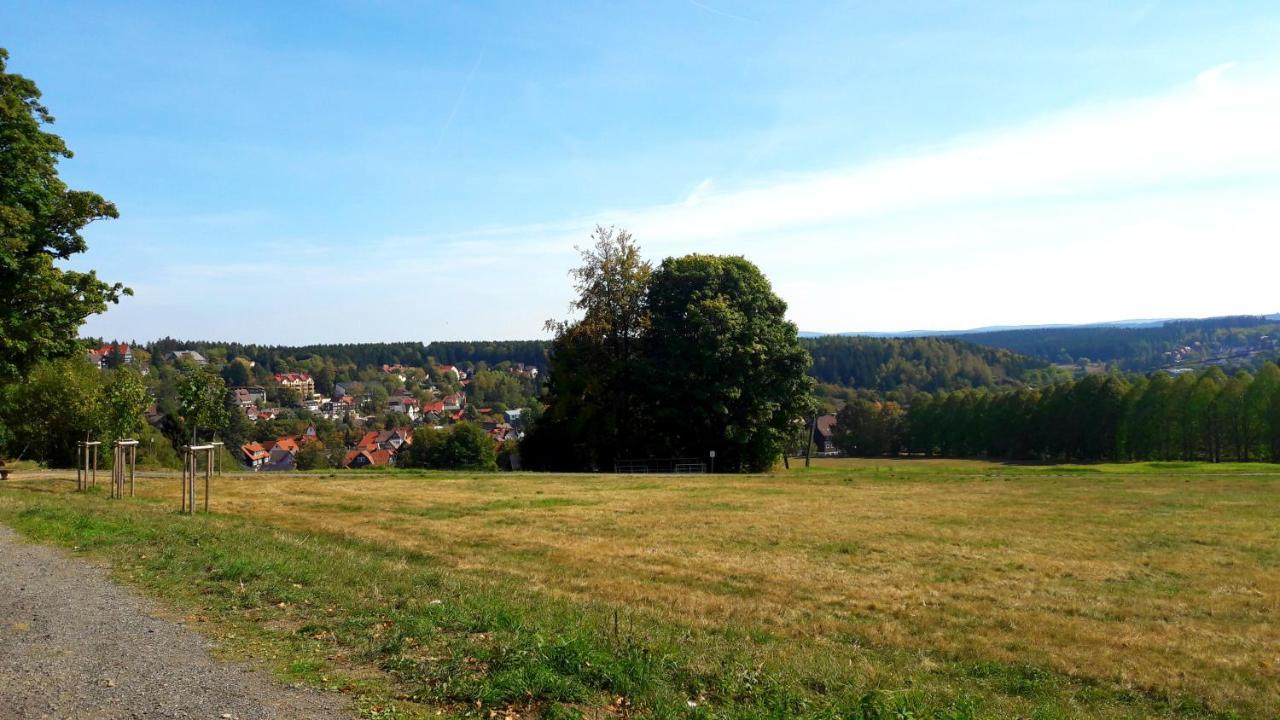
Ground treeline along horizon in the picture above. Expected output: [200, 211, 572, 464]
[130, 339, 552, 373]
[114, 336, 1051, 395]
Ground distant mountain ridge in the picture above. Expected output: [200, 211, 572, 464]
[801, 313, 1280, 338]
[803, 314, 1280, 373]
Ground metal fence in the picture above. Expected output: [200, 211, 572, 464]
[613, 458, 707, 474]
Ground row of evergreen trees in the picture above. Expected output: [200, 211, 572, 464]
[835, 363, 1280, 462]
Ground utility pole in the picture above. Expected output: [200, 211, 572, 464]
[805, 412, 817, 468]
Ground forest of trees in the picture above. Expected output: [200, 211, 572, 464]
[834, 364, 1280, 462]
[427, 341, 549, 369]
[803, 336, 1057, 393]
[146, 339, 433, 371]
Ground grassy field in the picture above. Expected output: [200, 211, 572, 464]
[1, 460, 1277, 719]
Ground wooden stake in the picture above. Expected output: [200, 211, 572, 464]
[204, 448, 211, 513]
[186, 450, 190, 513]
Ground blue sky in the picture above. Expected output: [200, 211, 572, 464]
[4, 1, 1279, 343]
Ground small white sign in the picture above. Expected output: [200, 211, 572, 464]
[709, 450, 716, 458]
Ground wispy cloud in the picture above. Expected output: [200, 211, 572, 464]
[602, 62, 1280, 249]
[84, 63, 1280, 342]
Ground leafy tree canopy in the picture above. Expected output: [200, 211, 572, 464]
[0, 48, 128, 384]
[526, 232, 814, 472]
[642, 254, 814, 472]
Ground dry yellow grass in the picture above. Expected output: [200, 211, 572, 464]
[11, 462, 1280, 715]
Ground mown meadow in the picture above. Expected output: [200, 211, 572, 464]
[1, 460, 1277, 719]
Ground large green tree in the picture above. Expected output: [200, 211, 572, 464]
[640, 255, 813, 472]
[525, 226, 651, 470]
[526, 232, 814, 473]
[0, 48, 129, 384]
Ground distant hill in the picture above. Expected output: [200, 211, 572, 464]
[803, 317, 1193, 338]
[801, 336, 1054, 393]
[948, 316, 1279, 370]
[804, 314, 1280, 372]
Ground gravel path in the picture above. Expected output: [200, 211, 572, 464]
[0, 524, 351, 720]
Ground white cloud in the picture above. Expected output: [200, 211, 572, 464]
[607, 61, 1280, 250]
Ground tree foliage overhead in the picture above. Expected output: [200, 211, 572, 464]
[525, 230, 813, 473]
[0, 48, 129, 384]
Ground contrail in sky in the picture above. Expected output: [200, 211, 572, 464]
[687, 0, 758, 24]
[432, 42, 488, 155]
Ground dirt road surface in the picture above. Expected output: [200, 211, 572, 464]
[0, 524, 350, 719]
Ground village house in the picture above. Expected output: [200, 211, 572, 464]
[239, 442, 270, 470]
[356, 428, 413, 453]
[320, 396, 355, 421]
[341, 448, 395, 469]
[246, 406, 281, 422]
[509, 363, 538, 379]
[388, 393, 421, 421]
[442, 392, 466, 412]
[264, 445, 296, 471]
[165, 350, 208, 366]
[87, 343, 133, 369]
[813, 414, 838, 454]
[487, 422, 519, 444]
[240, 433, 307, 472]
[438, 364, 468, 381]
[230, 386, 267, 408]
[274, 372, 315, 397]
[266, 436, 301, 455]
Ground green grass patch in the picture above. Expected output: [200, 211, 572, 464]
[0, 483, 1258, 720]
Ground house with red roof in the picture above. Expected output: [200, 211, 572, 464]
[87, 343, 132, 369]
[388, 393, 420, 421]
[273, 372, 315, 398]
[341, 448, 395, 469]
[240, 442, 270, 470]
